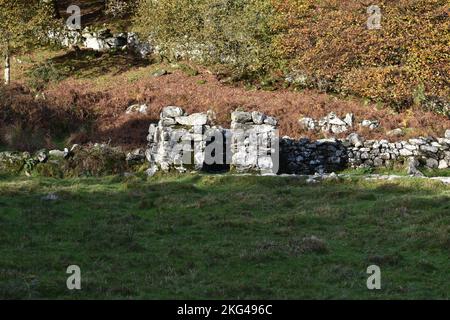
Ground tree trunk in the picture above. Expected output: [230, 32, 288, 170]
[4, 53, 10, 85]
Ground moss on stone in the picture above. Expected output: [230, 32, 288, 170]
[33, 161, 64, 178]
[0, 152, 27, 175]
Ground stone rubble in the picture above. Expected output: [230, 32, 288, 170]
[52, 27, 153, 57]
[299, 112, 381, 134]
[126, 104, 148, 115]
[146, 107, 212, 175]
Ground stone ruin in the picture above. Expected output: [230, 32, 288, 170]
[146, 107, 450, 176]
[52, 27, 152, 57]
[145, 107, 279, 176]
[229, 111, 279, 174]
[1, 107, 449, 178]
[299, 112, 380, 135]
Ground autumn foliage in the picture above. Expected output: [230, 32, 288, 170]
[134, 0, 449, 113]
[272, 0, 449, 112]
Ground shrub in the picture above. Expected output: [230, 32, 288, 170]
[105, 0, 138, 18]
[0, 84, 97, 151]
[0, 123, 47, 151]
[134, 0, 448, 114]
[133, 0, 278, 79]
[26, 61, 64, 91]
[62, 145, 127, 177]
[272, 0, 449, 111]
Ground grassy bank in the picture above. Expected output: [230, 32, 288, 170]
[0, 173, 448, 299]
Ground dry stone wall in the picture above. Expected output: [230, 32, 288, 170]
[146, 107, 450, 176]
[3, 107, 447, 178]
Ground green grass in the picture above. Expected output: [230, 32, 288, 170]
[0, 173, 449, 299]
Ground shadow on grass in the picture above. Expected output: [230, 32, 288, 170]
[0, 175, 448, 299]
[48, 49, 151, 80]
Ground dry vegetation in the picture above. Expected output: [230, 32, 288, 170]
[1, 48, 449, 152]
[0, 0, 449, 151]
[135, 0, 449, 112]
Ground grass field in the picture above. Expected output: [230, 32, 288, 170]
[0, 173, 449, 299]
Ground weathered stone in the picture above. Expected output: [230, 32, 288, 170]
[360, 120, 380, 130]
[331, 125, 347, 134]
[445, 130, 450, 139]
[409, 138, 427, 145]
[403, 144, 417, 151]
[426, 158, 439, 169]
[360, 152, 369, 160]
[347, 133, 364, 147]
[438, 159, 448, 169]
[343, 113, 354, 127]
[299, 117, 317, 130]
[161, 106, 184, 118]
[126, 148, 146, 164]
[380, 153, 391, 160]
[252, 111, 266, 125]
[328, 113, 347, 126]
[373, 157, 383, 167]
[420, 144, 439, 153]
[161, 117, 176, 126]
[407, 157, 424, 176]
[175, 113, 208, 126]
[264, 116, 278, 126]
[126, 104, 148, 115]
[387, 128, 404, 137]
[231, 111, 252, 123]
[400, 149, 414, 157]
[146, 164, 158, 177]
